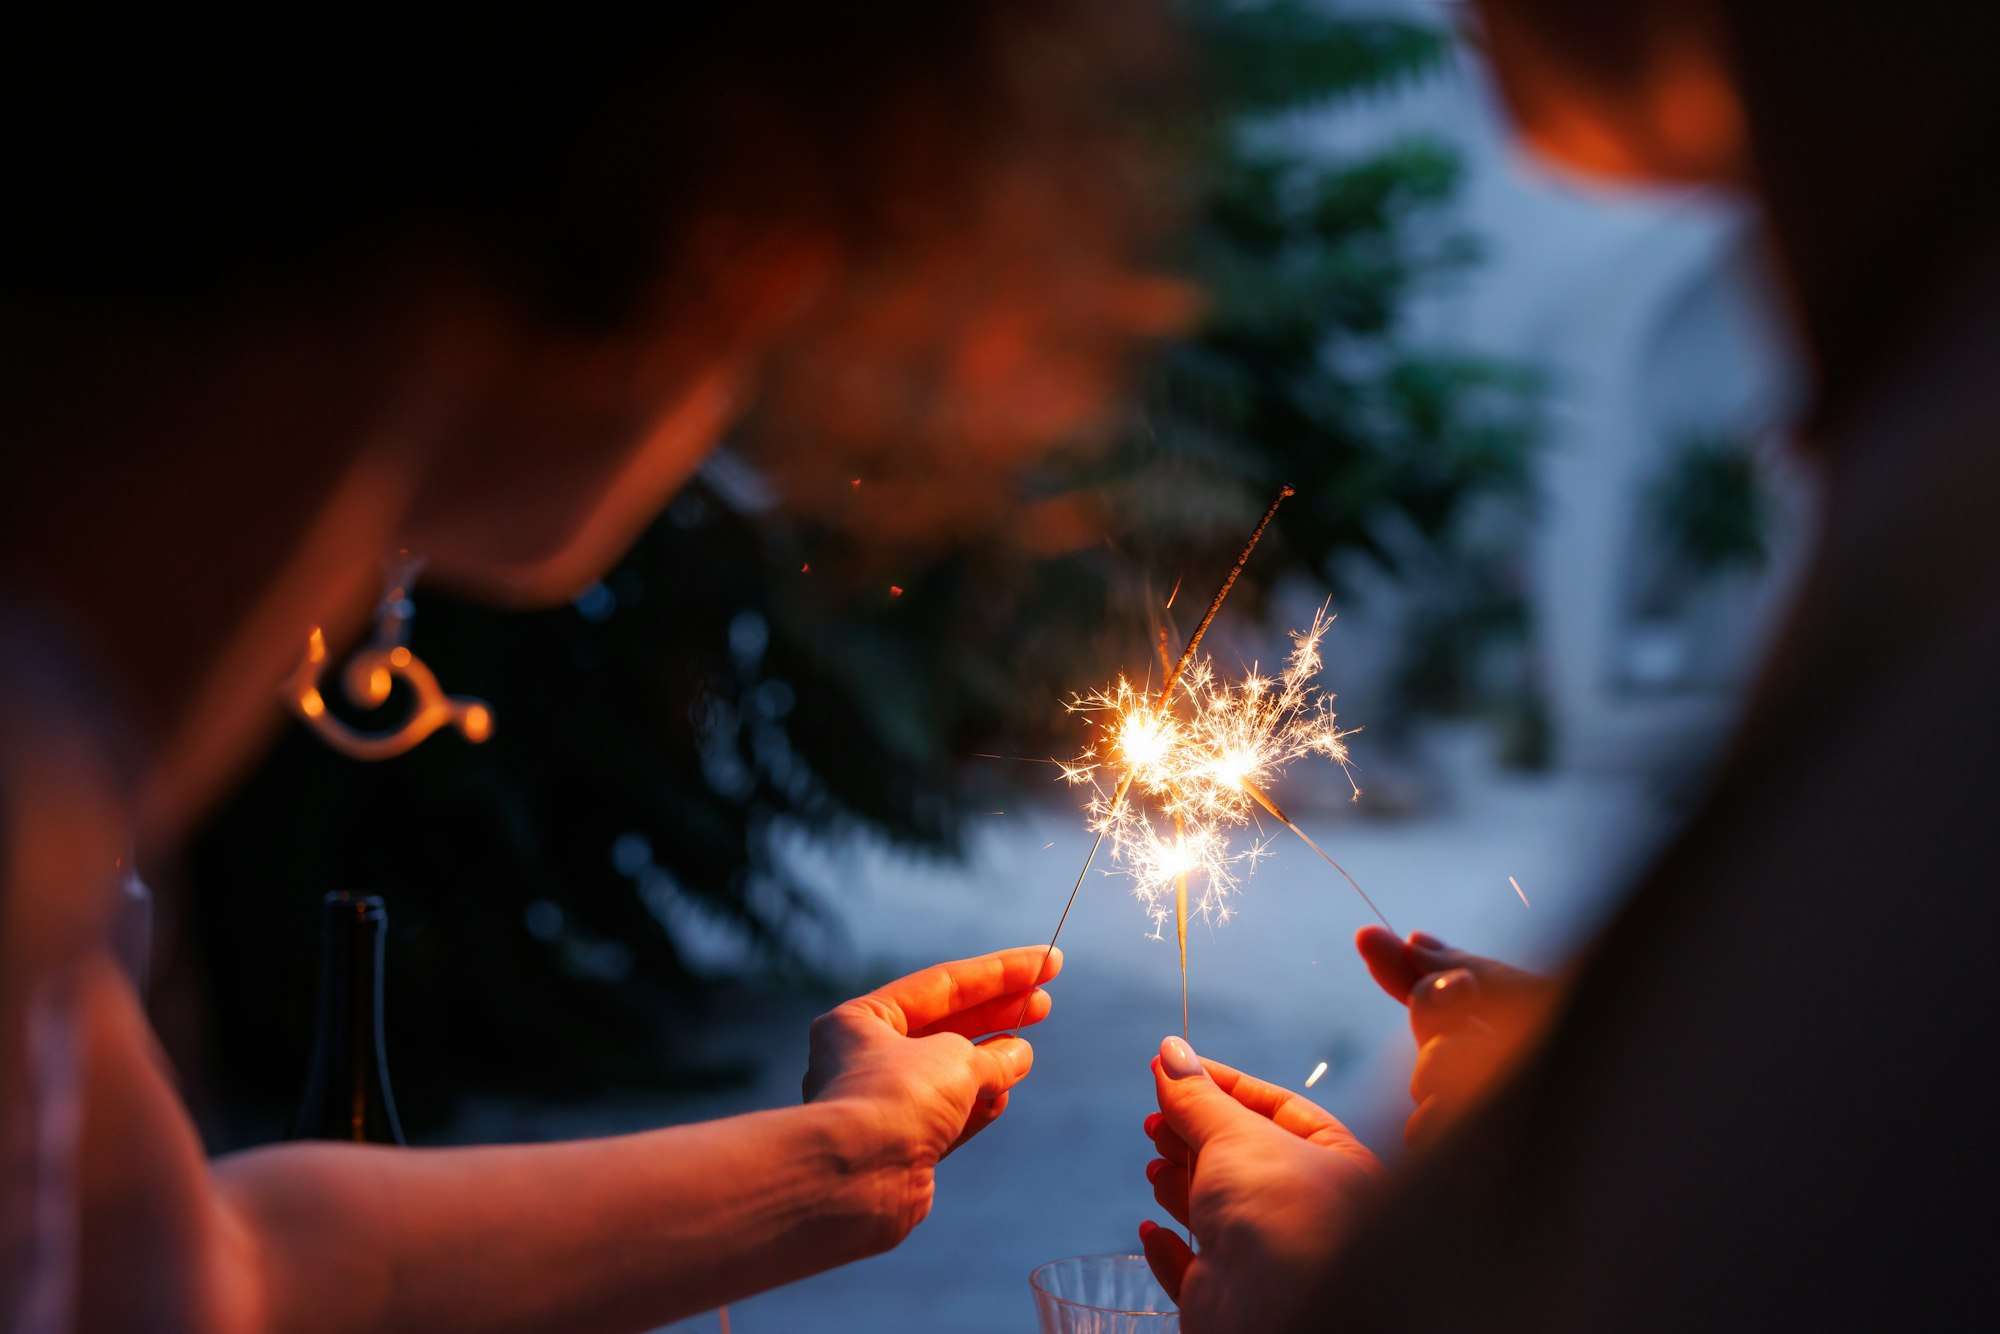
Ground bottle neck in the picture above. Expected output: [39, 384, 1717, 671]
[294, 891, 404, 1144]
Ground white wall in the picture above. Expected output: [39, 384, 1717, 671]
[1283, 4, 1809, 775]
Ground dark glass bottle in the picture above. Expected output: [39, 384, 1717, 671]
[292, 891, 406, 1144]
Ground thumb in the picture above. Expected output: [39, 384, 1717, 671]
[1152, 1036, 1257, 1151]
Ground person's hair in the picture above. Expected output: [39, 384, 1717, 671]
[9, 11, 1170, 314]
[5, 8, 1188, 540]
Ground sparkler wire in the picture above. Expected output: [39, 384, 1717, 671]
[1011, 484, 1296, 1032]
[1242, 779, 1393, 932]
[1165, 484, 1294, 691]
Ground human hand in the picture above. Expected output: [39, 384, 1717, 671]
[802, 946, 1059, 1237]
[1355, 926, 1556, 1146]
[1137, 1037, 1382, 1332]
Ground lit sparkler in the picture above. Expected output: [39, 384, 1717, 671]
[1013, 486, 1393, 1033]
[1012, 485, 1295, 1029]
[1060, 600, 1381, 932]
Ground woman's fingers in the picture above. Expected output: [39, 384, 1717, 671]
[1145, 1112, 1191, 1167]
[1408, 967, 1483, 1045]
[1138, 1220, 1193, 1303]
[969, 1033, 1036, 1097]
[914, 987, 1050, 1040]
[861, 946, 1063, 1034]
[1409, 941, 1552, 1030]
[1410, 1030, 1499, 1105]
[1356, 925, 1424, 1002]
[1145, 1158, 1192, 1227]
[1202, 1058, 1349, 1144]
[1356, 926, 1483, 1000]
[949, 1090, 1010, 1154]
[943, 1038, 1030, 1157]
[1360, 928, 1551, 1033]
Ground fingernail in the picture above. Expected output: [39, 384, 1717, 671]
[1410, 931, 1446, 951]
[1007, 1040, 1034, 1074]
[1429, 969, 1473, 1003]
[1146, 1159, 1165, 1183]
[1160, 1035, 1203, 1079]
[1143, 1112, 1164, 1137]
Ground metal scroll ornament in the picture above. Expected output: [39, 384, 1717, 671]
[281, 556, 493, 761]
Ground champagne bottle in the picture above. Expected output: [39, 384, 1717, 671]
[292, 891, 406, 1144]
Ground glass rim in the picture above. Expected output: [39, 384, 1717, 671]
[1028, 1252, 1176, 1318]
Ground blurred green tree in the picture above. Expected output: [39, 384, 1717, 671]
[1650, 430, 1770, 581]
[188, 0, 1538, 1136]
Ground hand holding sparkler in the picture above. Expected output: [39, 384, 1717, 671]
[1355, 927, 1558, 1147]
[803, 945, 1063, 1241]
[1137, 1036, 1382, 1333]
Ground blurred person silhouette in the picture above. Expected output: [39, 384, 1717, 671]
[0, 9, 1186, 1331]
[1135, 2, 2000, 1329]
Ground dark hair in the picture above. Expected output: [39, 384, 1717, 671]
[5, 9, 1187, 540]
[11, 12, 1168, 314]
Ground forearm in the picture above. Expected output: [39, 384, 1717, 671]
[76, 943, 1043, 1332]
[216, 1098, 906, 1333]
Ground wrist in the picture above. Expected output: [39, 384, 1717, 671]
[806, 1097, 930, 1256]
